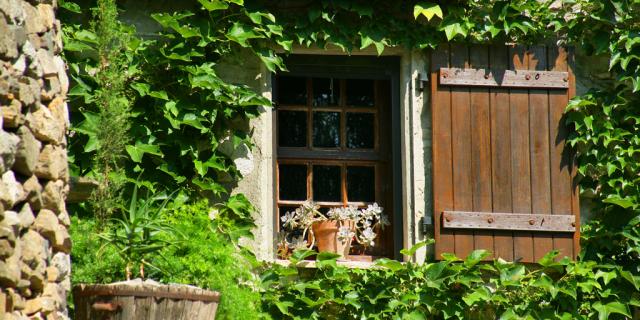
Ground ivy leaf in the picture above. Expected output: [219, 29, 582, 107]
[198, 0, 228, 11]
[59, 0, 81, 13]
[464, 250, 490, 267]
[603, 196, 635, 209]
[130, 82, 151, 97]
[439, 19, 468, 41]
[375, 258, 403, 272]
[413, 2, 443, 21]
[593, 301, 631, 320]
[126, 142, 163, 163]
[226, 22, 261, 47]
[462, 287, 490, 306]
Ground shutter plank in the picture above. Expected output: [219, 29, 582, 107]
[529, 45, 554, 261]
[469, 45, 493, 258]
[450, 44, 474, 259]
[568, 47, 581, 256]
[432, 44, 455, 258]
[490, 45, 514, 261]
[509, 45, 534, 262]
[549, 46, 574, 259]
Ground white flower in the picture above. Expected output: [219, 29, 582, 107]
[359, 227, 377, 247]
[337, 226, 354, 242]
[379, 214, 390, 227]
[208, 208, 219, 220]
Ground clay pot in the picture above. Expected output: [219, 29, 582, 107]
[312, 220, 354, 258]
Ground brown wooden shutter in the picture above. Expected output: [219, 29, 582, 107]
[430, 44, 579, 262]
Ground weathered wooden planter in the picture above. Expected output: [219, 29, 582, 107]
[73, 280, 220, 320]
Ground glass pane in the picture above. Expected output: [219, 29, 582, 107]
[346, 79, 374, 107]
[278, 111, 307, 147]
[347, 166, 375, 202]
[313, 112, 340, 148]
[278, 76, 307, 105]
[346, 113, 375, 148]
[312, 165, 341, 202]
[313, 78, 340, 107]
[279, 164, 307, 200]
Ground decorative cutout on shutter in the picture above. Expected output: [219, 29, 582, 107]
[430, 44, 580, 263]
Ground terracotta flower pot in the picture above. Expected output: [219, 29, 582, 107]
[312, 220, 354, 258]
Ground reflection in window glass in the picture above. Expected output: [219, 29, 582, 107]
[278, 76, 307, 105]
[347, 166, 375, 202]
[347, 113, 375, 148]
[313, 165, 341, 202]
[313, 112, 340, 148]
[313, 78, 340, 107]
[279, 164, 307, 200]
[278, 111, 307, 147]
[346, 79, 374, 107]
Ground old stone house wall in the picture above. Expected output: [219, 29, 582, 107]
[0, 0, 71, 319]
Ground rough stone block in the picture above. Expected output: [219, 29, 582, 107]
[20, 230, 46, 267]
[26, 105, 64, 145]
[33, 209, 57, 243]
[0, 0, 26, 24]
[0, 210, 19, 240]
[0, 129, 19, 173]
[13, 126, 42, 176]
[0, 253, 21, 287]
[35, 49, 57, 77]
[40, 76, 60, 101]
[53, 56, 67, 95]
[0, 17, 18, 59]
[21, 2, 46, 34]
[17, 203, 34, 230]
[24, 296, 55, 315]
[16, 77, 40, 107]
[1, 99, 24, 128]
[1, 171, 26, 209]
[52, 226, 69, 253]
[36, 4, 54, 30]
[34, 145, 66, 180]
[42, 180, 63, 214]
[22, 175, 42, 211]
[50, 252, 68, 281]
[0, 238, 14, 258]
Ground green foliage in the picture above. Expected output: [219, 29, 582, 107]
[154, 200, 266, 319]
[262, 248, 640, 319]
[98, 183, 176, 279]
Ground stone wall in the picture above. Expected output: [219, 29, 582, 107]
[0, 0, 71, 319]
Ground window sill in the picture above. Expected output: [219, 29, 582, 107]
[274, 259, 378, 269]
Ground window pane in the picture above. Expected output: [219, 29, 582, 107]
[346, 113, 375, 148]
[346, 79, 374, 107]
[278, 111, 307, 147]
[313, 112, 340, 148]
[279, 164, 307, 200]
[313, 165, 341, 202]
[278, 76, 307, 105]
[347, 166, 375, 202]
[313, 78, 340, 107]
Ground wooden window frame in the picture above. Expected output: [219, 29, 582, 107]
[274, 55, 403, 260]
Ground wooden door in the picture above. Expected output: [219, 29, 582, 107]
[431, 44, 579, 263]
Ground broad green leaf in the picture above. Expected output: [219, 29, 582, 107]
[198, 0, 228, 11]
[462, 287, 490, 306]
[375, 258, 403, 272]
[603, 196, 635, 209]
[74, 112, 100, 153]
[226, 22, 261, 47]
[439, 20, 468, 41]
[414, 2, 443, 21]
[464, 250, 490, 267]
[126, 142, 163, 163]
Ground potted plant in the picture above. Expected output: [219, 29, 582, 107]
[280, 201, 389, 259]
[73, 185, 222, 320]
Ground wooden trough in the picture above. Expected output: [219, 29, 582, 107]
[73, 280, 220, 320]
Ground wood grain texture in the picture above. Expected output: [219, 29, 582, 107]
[489, 45, 515, 261]
[450, 43, 475, 259]
[469, 45, 494, 258]
[549, 46, 575, 259]
[529, 45, 554, 261]
[509, 45, 534, 262]
[443, 211, 575, 232]
[432, 44, 455, 257]
[439, 68, 569, 88]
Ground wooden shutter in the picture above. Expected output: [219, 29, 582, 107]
[430, 44, 579, 262]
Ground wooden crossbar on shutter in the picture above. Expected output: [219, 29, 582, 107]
[430, 44, 580, 263]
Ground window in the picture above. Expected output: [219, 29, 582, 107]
[275, 56, 400, 260]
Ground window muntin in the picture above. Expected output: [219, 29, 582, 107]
[276, 76, 392, 259]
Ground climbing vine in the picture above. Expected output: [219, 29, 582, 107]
[59, 0, 640, 318]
